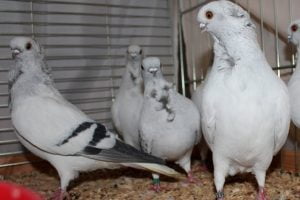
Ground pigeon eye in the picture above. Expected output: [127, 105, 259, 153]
[141, 65, 144, 70]
[205, 11, 214, 19]
[26, 42, 32, 50]
[291, 24, 298, 32]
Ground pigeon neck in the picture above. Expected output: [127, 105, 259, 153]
[217, 33, 266, 66]
[120, 61, 142, 90]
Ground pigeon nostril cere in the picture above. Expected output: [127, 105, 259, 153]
[149, 68, 158, 74]
[131, 54, 137, 58]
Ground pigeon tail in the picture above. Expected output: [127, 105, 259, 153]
[78, 140, 182, 179]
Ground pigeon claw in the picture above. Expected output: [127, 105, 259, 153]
[216, 191, 224, 200]
[257, 187, 268, 200]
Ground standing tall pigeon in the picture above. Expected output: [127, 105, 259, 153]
[288, 20, 300, 127]
[197, 1, 290, 200]
[8, 37, 180, 200]
[139, 57, 201, 191]
[111, 45, 143, 149]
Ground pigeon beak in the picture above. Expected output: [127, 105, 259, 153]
[287, 35, 293, 43]
[199, 23, 207, 32]
[11, 49, 21, 59]
[130, 53, 138, 59]
[149, 67, 158, 75]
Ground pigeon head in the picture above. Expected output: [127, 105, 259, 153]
[127, 45, 143, 61]
[9, 37, 51, 78]
[10, 37, 42, 60]
[141, 57, 163, 82]
[126, 45, 143, 81]
[288, 20, 300, 47]
[197, 0, 254, 37]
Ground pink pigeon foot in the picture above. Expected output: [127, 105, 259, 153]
[149, 178, 171, 192]
[52, 188, 70, 200]
[186, 171, 201, 185]
[257, 187, 268, 200]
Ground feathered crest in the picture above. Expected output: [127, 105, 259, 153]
[220, 0, 255, 28]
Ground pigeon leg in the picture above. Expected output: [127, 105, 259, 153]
[177, 150, 201, 185]
[150, 173, 161, 192]
[149, 173, 173, 192]
[213, 155, 228, 200]
[254, 169, 268, 200]
[53, 168, 74, 200]
[52, 188, 70, 200]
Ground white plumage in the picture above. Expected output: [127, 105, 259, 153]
[111, 45, 143, 149]
[197, 1, 290, 199]
[287, 20, 300, 127]
[139, 57, 201, 191]
[8, 37, 180, 200]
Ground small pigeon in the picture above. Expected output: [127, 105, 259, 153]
[111, 45, 143, 149]
[288, 20, 300, 127]
[197, 1, 290, 200]
[8, 37, 180, 200]
[139, 57, 201, 191]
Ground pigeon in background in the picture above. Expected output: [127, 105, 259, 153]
[197, 1, 290, 200]
[8, 37, 180, 200]
[288, 20, 300, 127]
[139, 57, 201, 191]
[111, 45, 143, 149]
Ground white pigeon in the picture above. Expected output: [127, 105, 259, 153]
[139, 57, 201, 191]
[111, 45, 143, 149]
[287, 20, 300, 128]
[8, 37, 180, 200]
[197, 1, 290, 200]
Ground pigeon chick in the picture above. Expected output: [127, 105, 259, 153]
[197, 1, 290, 200]
[111, 45, 143, 149]
[8, 37, 180, 200]
[288, 20, 300, 127]
[139, 57, 201, 191]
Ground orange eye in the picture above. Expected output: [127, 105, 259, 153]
[291, 24, 298, 32]
[205, 11, 214, 19]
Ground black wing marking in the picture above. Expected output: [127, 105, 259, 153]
[79, 140, 165, 165]
[57, 122, 109, 146]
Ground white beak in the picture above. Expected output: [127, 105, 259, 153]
[288, 35, 292, 43]
[12, 49, 21, 59]
[149, 67, 158, 73]
[199, 23, 207, 31]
